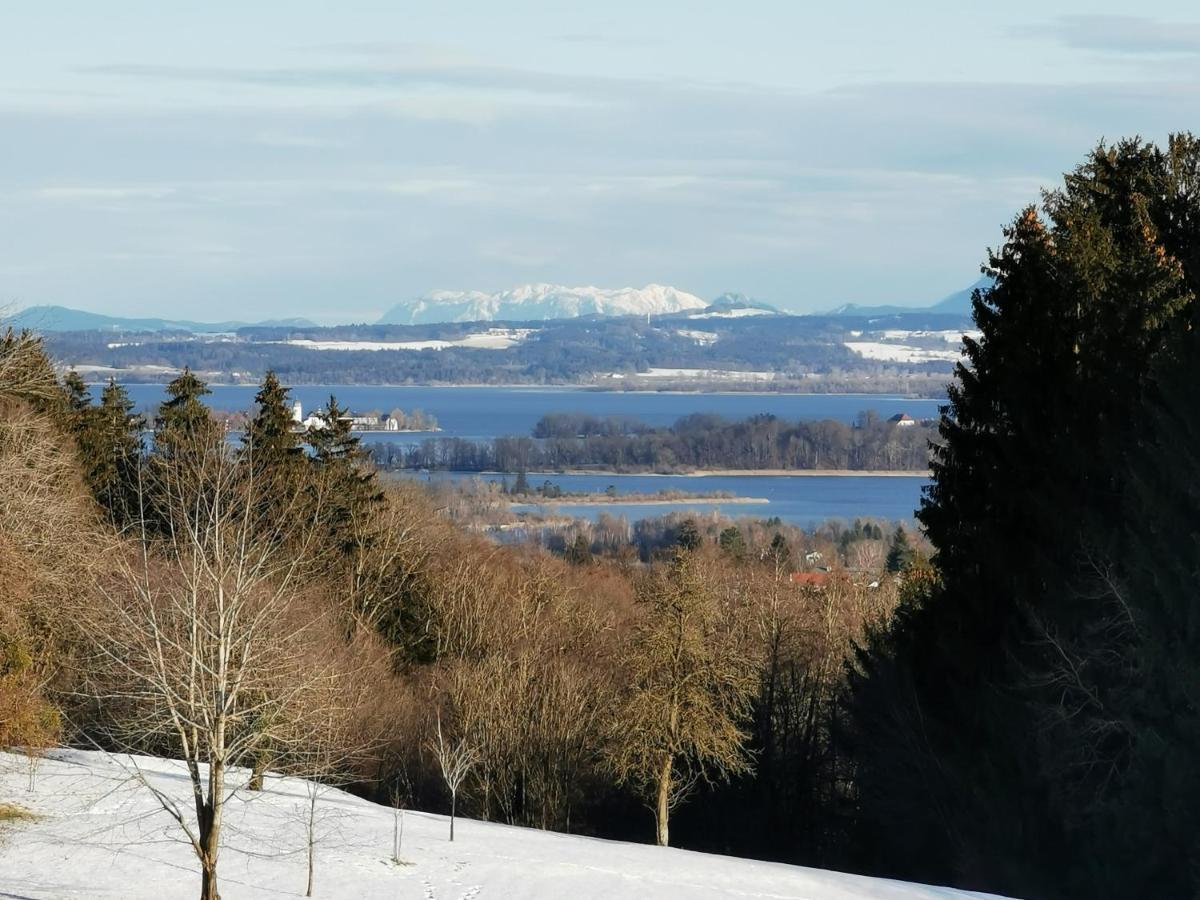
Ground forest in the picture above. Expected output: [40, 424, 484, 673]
[368, 410, 936, 473]
[4, 135, 1200, 900]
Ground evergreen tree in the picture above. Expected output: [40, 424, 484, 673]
[718, 526, 746, 560]
[88, 379, 144, 523]
[513, 470, 530, 495]
[240, 371, 306, 542]
[62, 369, 91, 417]
[843, 136, 1200, 899]
[676, 518, 702, 552]
[306, 394, 382, 553]
[768, 532, 790, 568]
[1103, 327, 1200, 896]
[884, 527, 913, 573]
[242, 371, 300, 467]
[564, 533, 593, 566]
[154, 367, 218, 461]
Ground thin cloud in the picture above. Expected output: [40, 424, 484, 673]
[1013, 15, 1200, 56]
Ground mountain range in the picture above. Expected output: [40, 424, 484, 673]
[821, 277, 990, 318]
[376, 283, 709, 325]
[4, 306, 316, 333]
[5, 278, 984, 333]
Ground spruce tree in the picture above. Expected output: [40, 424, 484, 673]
[154, 367, 218, 461]
[89, 379, 144, 522]
[884, 527, 913, 573]
[243, 371, 299, 466]
[843, 136, 1200, 898]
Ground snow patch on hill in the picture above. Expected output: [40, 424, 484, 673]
[378, 284, 707, 325]
[0, 750, 1013, 900]
[281, 328, 535, 352]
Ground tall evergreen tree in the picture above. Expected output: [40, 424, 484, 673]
[242, 371, 300, 466]
[884, 527, 913, 573]
[154, 367, 218, 461]
[843, 136, 1199, 899]
[82, 379, 144, 523]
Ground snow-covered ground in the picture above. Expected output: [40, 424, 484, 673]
[0, 750, 1013, 900]
[845, 330, 982, 364]
[283, 329, 535, 352]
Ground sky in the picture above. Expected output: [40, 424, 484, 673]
[2, 2, 1200, 323]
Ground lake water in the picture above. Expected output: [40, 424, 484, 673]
[116, 383, 936, 527]
[394, 470, 929, 529]
[118, 384, 942, 441]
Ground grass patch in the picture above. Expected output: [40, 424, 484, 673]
[0, 802, 39, 822]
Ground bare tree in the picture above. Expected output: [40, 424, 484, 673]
[427, 710, 477, 842]
[77, 449, 351, 900]
[606, 551, 757, 846]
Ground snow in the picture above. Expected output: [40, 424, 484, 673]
[844, 342, 965, 364]
[675, 329, 720, 345]
[0, 751, 1013, 900]
[879, 330, 981, 343]
[378, 284, 708, 325]
[283, 329, 534, 352]
[688, 307, 775, 319]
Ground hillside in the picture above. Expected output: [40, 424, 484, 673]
[0, 750, 1011, 900]
[5, 305, 317, 333]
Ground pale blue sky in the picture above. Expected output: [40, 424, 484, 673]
[3, 2, 1199, 321]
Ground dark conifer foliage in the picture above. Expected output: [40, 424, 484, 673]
[843, 135, 1200, 898]
[154, 367, 220, 461]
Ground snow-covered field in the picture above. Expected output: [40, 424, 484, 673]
[0, 750, 1013, 900]
[283, 329, 534, 352]
[845, 330, 982, 364]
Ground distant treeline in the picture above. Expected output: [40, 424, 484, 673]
[368, 411, 935, 472]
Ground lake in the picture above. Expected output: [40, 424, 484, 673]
[118, 384, 942, 441]
[393, 470, 929, 529]
[117, 384, 936, 527]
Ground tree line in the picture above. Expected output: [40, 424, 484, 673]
[369, 410, 935, 473]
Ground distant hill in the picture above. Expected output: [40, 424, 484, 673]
[689, 293, 782, 317]
[4, 305, 317, 333]
[823, 277, 990, 318]
[377, 283, 708, 325]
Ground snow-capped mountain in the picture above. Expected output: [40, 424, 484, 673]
[377, 284, 708, 325]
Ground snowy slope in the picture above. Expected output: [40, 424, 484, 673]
[378, 284, 707, 325]
[0, 751, 1014, 900]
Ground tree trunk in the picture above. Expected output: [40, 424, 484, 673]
[655, 754, 672, 847]
[306, 791, 317, 897]
[200, 857, 220, 900]
[248, 756, 267, 791]
[450, 791, 456, 842]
